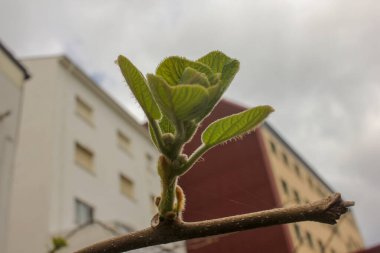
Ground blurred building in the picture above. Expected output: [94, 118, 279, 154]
[0, 42, 364, 253]
[354, 244, 380, 253]
[180, 100, 364, 253]
[0, 51, 184, 253]
[0, 41, 30, 253]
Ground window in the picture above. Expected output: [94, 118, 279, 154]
[75, 199, 94, 225]
[76, 96, 93, 124]
[117, 130, 131, 154]
[294, 164, 301, 177]
[269, 141, 276, 154]
[308, 177, 314, 189]
[75, 142, 94, 172]
[293, 224, 303, 243]
[318, 239, 325, 253]
[146, 153, 154, 172]
[293, 189, 301, 204]
[282, 153, 289, 166]
[280, 179, 288, 195]
[306, 231, 314, 248]
[332, 226, 339, 237]
[346, 236, 357, 251]
[120, 174, 134, 199]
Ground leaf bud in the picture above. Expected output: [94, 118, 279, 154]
[162, 133, 175, 147]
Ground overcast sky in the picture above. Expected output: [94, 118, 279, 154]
[1, 0, 379, 247]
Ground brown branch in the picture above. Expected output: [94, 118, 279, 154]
[75, 193, 353, 253]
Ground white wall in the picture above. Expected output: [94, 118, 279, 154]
[6, 57, 63, 253]
[6, 56, 168, 253]
[53, 57, 161, 232]
[0, 50, 25, 253]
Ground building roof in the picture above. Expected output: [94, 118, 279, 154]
[53, 55, 152, 142]
[21, 54, 154, 143]
[263, 122, 335, 193]
[0, 40, 30, 80]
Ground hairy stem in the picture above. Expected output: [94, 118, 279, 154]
[75, 193, 353, 253]
[158, 176, 178, 217]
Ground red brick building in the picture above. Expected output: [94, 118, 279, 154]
[355, 245, 380, 253]
[180, 100, 363, 253]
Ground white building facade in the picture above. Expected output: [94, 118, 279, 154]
[1, 54, 184, 253]
[0, 42, 29, 253]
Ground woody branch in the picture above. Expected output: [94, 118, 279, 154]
[75, 193, 353, 253]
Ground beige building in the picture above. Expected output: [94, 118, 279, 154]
[261, 123, 364, 253]
[0, 42, 30, 253]
[1, 52, 185, 253]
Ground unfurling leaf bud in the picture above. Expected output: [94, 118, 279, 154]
[179, 67, 210, 87]
[155, 196, 161, 207]
[173, 154, 188, 169]
[162, 133, 175, 147]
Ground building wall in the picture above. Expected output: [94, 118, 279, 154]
[7, 57, 69, 253]
[6, 56, 166, 253]
[355, 244, 380, 253]
[55, 57, 160, 231]
[260, 124, 364, 253]
[180, 99, 363, 253]
[0, 47, 26, 253]
[180, 100, 291, 253]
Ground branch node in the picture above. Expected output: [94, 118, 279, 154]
[313, 193, 354, 225]
[151, 214, 160, 228]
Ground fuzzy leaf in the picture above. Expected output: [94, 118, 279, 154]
[156, 57, 213, 86]
[197, 51, 232, 72]
[195, 52, 240, 121]
[220, 59, 240, 93]
[148, 116, 175, 150]
[147, 74, 209, 122]
[159, 115, 176, 134]
[148, 123, 159, 149]
[205, 59, 240, 113]
[201, 106, 274, 147]
[180, 67, 210, 87]
[117, 55, 161, 120]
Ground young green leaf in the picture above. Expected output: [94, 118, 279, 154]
[117, 55, 161, 120]
[195, 53, 240, 121]
[204, 59, 240, 113]
[220, 59, 240, 93]
[197, 50, 233, 73]
[159, 115, 176, 134]
[147, 74, 209, 122]
[156, 57, 213, 86]
[201, 106, 274, 147]
[148, 123, 159, 149]
[179, 67, 210, 87]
